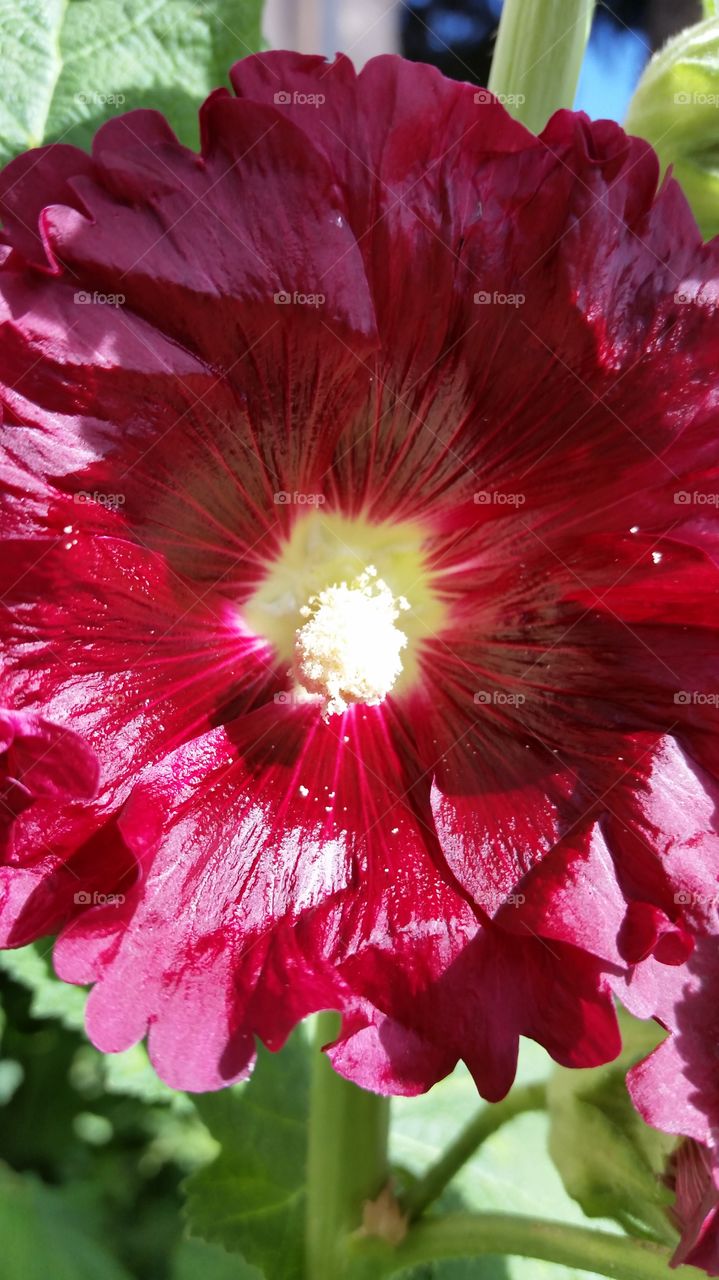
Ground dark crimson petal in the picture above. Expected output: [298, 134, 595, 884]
[0, 818, 140, 948]
[604, 737, 719, 937]
[0, 266, 369, 589]
[232, 55, 718, 530]
[326, 1009, 458, 1096]
[0, 708, 98, 860]
[628, 938, 719, 1149]
[40, 102, 376, 368]
[329, 919, 620, 1100]
[667, 1140, 719, 1274]
[620, 902, 693, 967]
[492, 822, 629, 963]
[0, 143, 95, 267]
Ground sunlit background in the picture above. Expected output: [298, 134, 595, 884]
[264, 0, 701, 121]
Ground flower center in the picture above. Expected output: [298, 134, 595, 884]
[294, 567, 410, 718]
[243, 511, 447, 715]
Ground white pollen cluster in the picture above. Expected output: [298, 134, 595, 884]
[294, 566, 410, 718]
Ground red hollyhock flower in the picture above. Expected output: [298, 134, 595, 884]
[1, 51, 719, 1094]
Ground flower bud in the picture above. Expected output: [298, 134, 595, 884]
[626, 16, 719, 240]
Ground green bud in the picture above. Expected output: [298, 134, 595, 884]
[626, 16, 719, 241]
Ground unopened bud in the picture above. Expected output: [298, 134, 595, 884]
[626, 15, 719, 240]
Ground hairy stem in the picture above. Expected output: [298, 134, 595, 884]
[352, 1212, 692, 1280]
[305, 1012, 390, 1279]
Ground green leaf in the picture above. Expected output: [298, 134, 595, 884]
[172, 1237, 264, 1280]
[184, 1031, 310, 1280]
[390, 1041, 619, 1280]
[0, 0, 264, 167]
[547, 1013, 676, 1245]
[0, 1161, 134, 1280]
[0, 943, 86, 1031]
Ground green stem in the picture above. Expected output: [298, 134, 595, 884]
[488, 0, 596, 133]
[403, 1082, 546, 1221]
[352, 1213, 694, 1280]
[305, 1012, 390, 1280]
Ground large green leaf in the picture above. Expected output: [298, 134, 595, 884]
[0, 1162, 134, 1280]
[184, 1032, 310, 1280]
[0, 0, 264, 166]
[547, 1014, 676, 1245]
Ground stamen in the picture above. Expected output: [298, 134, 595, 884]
[294, 566, 410, 718]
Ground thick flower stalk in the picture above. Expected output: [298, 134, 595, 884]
[0, 52, 718, 1120]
